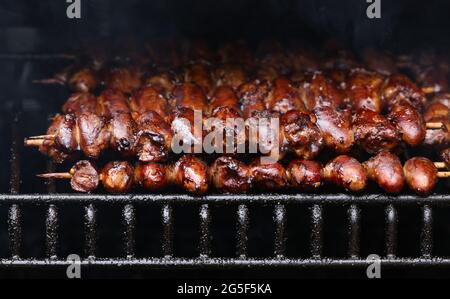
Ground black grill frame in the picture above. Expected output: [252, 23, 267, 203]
[1, 54, 450, 273]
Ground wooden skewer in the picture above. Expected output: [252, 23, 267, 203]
[27, 135, 55, 140]
[435, 162, 447, 169]
[438, 171, 450, 178]
[422, 86, 437, 94]
[24, 139, 45, 147]
[426, 122, 444, 129]
[37, 173, 72, 180]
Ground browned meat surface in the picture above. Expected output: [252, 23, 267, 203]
[173, 155, 209, 195]
[287, 160, 322, 190]
[363, 151, 404, 194]
[96, 89, 130, 117]
[78, 112, 111, 159]
[267, 77, 306, 114]
[404, 157, 438, 196]
[387, 100, 426, 146]
[69, 68, 98, 93]
[62, 92, 97, 114]
[353, 109, 401, 154]
[70, 160, 100, 193]
[298, 72, 345, 110]
[209, 157, 251, 193]
[100, 161, 135, 194]
[172, 83, 208, 113]
[322, 155, 367, 192]
[347, 69, 384, 113]
[249, 159, 287, 190]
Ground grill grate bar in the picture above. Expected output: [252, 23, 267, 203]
[199, 204, 211, 258]
[236, 204, 249, 258]
[123, 204, 136, 259]
[310, 205, 323, 259]
[8, 205, 22, 259]
[274, 204, 287, 258]
[347, 205, 361, 258]
[421, 205, 433, 258]
[385, 204, 398, 258]
[45, 204, 59, 259]
[84, 204, 97, 258]
[162, 204, 173, 257]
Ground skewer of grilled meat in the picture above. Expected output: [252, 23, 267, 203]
[39, 156, 209, 195]
[34, 67, 98, 93]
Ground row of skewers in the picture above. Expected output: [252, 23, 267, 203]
[26, 40, 450, 195]
[39, 152, 450, 196]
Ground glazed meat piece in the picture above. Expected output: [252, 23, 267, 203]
[133, 111, 173, 162]
[347, 69, 384, 113]
[249, 159, 287, 190]
[287, 160, 322, 190]
[208, 86, 240, 115]
[267, 77, 306, 114]
[314, 106, 354, 154]
[134, 163, 170, 192]
[172, 83, 208, 113]
[144, 71, 178, 97]
[130, 86, 171, 120]
[100, 161, 135, 194]
[209, 157, 251, 193]
[69, 160, 99, 193]
[77, 112, 111, 159]
[62, 92, 97, 114]
[214, 64, 247, 90]
[387, 100, 426, 146]
[382, 74, 427, 109]
[105, 67, 143, 94]
[171, 107, 204, 154]
[239, 80, 270, 119]
[404, 157, 438, 196]
[172, 155, 209, 195]
[363, 151, 404, 193]
[184, 63, 214, 97]
[109, 113, 136, 157]
[353, 109, 401, 154]
[298, 72, 345, 110]
[322, 155, 367, 192]
[69, 68, 97, 93]
[281, 110, 324, 159]
[38, 114, 77, 163]
[424, 117, 450, 149]
[246, 110, 283, 160]
[206, 106, 245, 154]
[96, 89, 130, 117]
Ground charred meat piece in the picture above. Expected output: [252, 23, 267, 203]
[322, 155, 367, 192]
[363, 151, 404, 194]
[209, 157, 251, 193]
[77, 112, 111, 159]
[314, 106, 354, 154]
[134, 163, 170, 192]
[62, 92, 97, 114]
[172, 155, 209, 195]
[281, 110, 324, 159]
[267, 77, 306, 114]
[134, 111, 173, 162]
[185, 63, 214, 97]
[100, 161, 135, 194]
[382, 74, 427, 109]
[109, 113, 136, 157]
[214, 64, 247, 90]
[208, 86, 240, 115]
[287, 160, 322, 190]
[249, 159, 287, 191]
[172, 83, 208, 113]
[347, 69, 384, 113]
[353, 109, 401, 154]
[404, 157, 438, 196]
[239, 80, 270, 119]
[69, 160, 99, 193]
[130, 86, 171, 120]
[298, 72, 345, 110]
[387, 100, 426, 146]
[96, 89, 130, 117]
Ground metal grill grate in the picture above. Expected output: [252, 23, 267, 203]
[1, 56, 450, 271]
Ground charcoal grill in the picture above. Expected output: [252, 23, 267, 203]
[1, 0, 450, 279]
